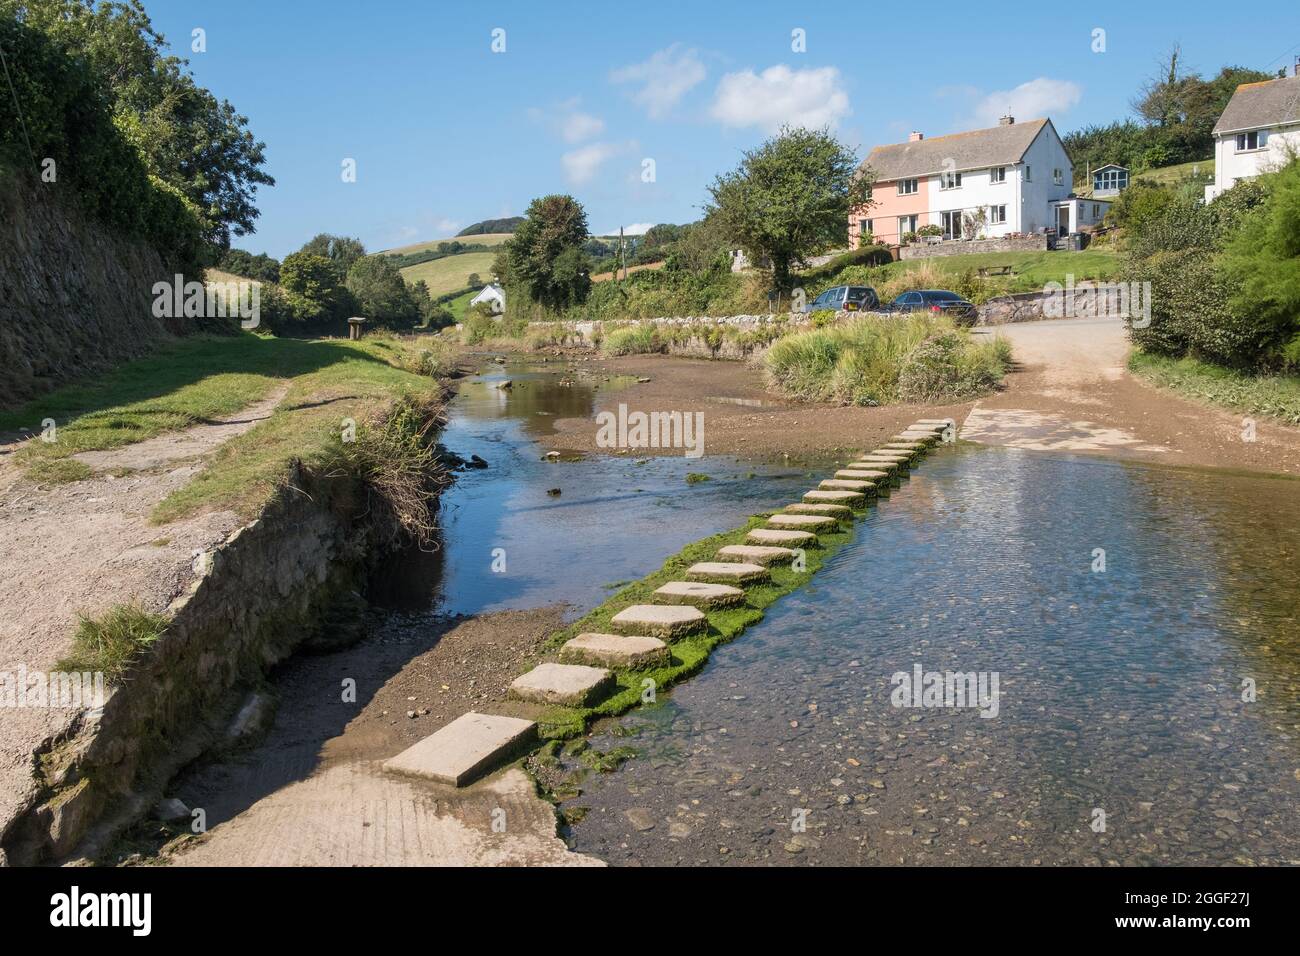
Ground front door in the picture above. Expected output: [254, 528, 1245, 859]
[942, 210, 962, 240]
[1057, 205, 1071, 236]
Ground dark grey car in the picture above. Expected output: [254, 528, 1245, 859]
[889, 290, 978, 327]
[807, 285, 879, 313]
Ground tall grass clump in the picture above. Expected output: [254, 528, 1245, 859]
[57, 603, 169, 681]
[601, 324, 665, 356]
[765, 316, 1010, 406]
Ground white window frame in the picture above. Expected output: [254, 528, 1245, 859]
[990, 204, 1007, 225]
[1053, 168, 1064, 185]
[939, 170, 962, 190]
[897, 178, 918, 195]
[1235, 130, 1267, 152]
[990, 166, 1006, 184]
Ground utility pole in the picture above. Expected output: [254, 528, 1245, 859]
[618, 227, 626, 282]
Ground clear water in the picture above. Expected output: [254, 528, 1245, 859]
[560, 445, 1300, 866]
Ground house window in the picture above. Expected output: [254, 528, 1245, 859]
[990, 204, 1007, 224]
[1024, 165, 1031, 181]
[859, 219, 873, 236]
[898, 178, 918, 195]
[1092, 203, 1100, 218]
[990, 166, 1006, 183]
[940, 170, 962, 189]
[1053, 168, 1064, 185]
[941, 211, 962, 240]
[1235, 130, 1266, 151]
[1094, 168, 1128, 191]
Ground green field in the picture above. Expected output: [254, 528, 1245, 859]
[399, 250, 498, 296]
[443, 288, 477, 321]
[382, 233, 513, 256]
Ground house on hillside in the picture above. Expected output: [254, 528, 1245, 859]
[1204, 71, 1300, 202]
[850, 116, 1109, 247]
[469, 282, 505, 315]
[1091, 164, 1129, 197]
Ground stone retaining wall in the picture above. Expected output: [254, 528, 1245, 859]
[900, 235, 1049, 260]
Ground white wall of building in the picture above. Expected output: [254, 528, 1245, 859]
[1207, 123, 1300, 200]
[1015, 127, 1074, 234]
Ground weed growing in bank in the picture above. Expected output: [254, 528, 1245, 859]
[1130, 351, 1300, 425]
[56, 603, 169, 681]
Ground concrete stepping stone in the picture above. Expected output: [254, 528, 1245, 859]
[836, 469, 890, 481]
[746, 527, 817, 547]
[383, 712, 537, 787]
[868, 450, 914, 461]
[653, 580, 745, 609]
[882, 441, 926, 451]
[893, 434, 936, 445]
[848, 460, 899, 473]
[819, 478, 875, 493]
[561, 632, 669, 669]
[803, 488, 865, 508]
[769, 512, 839, 532]
[717, 544, 797, 566]
[509, 662, 614, 706]
[686, 561, 770, 585]
[912, 419, 951, 427]
[784, 502, 852, 517]
[611, 603, 706, 639]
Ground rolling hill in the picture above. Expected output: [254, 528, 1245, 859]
[399, 250, 499, 296]
[382, 233, 513, 257]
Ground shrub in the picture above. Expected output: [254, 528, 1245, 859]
[897, 331, 1010, 402]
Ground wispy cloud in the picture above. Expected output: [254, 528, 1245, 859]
[710, 65, 850, 133]
[561, 140, 635, 185]
[969, 77, 1082, 127]
[610, 44, 707, 119]
[528, 97, 606, 143]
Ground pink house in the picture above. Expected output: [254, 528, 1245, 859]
[850, 131, 932, 247]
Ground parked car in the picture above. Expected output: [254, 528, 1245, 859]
[805, 285, 879, 313]
[889, 290, 978, 327]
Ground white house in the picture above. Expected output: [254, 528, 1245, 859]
[469, 282, 505, 315]
[850, 117, 1107, 246]
[1205, 72, 1300, 202]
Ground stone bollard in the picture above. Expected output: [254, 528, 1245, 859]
[347, 317, 367, 340]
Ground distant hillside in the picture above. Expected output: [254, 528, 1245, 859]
[457, 217, 523, 236]
[399, 251, 498, 297]
[383, 233, 512, 257]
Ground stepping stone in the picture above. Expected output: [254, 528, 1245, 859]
[746, 527, 817, 547]
[686, 561, 770, 585]
[881, 442, 926, 451]
[561, 632, 669, 669]
[784, 502, 851, 517]
[803, 489, 865, 508]
[893, 434, 936, 445]
[717, 544, 797, 566]
[912, 419, 951, 427]
[819, 478, 875, 493]
[835, 469, 890, 481]
[769, 513, 838, 532]
[509, 662, 614, 706]
[611, 604, 706, 639]
[868, 450, 913, 461]
[653, 580, 745, 609]
[848, 460, 898, 474]
[383, 712, 537, 787]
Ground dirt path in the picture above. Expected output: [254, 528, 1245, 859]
[0, 388, 287, 857]
[963, 318, 1300, 474]
[160, 607, 599, 867]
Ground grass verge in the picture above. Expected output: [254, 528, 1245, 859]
[1129, 351, 1300, 426]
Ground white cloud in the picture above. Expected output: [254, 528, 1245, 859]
[710, 65, 850, 133]
[970, 77, 1082, 127]
[528, 98, 605, 143]
[621, 223, 654, 235]
[611, 44, 707, 119]
[561, 141, 634, 185]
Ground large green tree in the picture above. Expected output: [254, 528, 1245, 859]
[4, 0, 273, 250]
[707, 126, 871, 291]
[298, 234, 368, 278]
[345, 256, 419, 329]
[503, 195, 592, 310]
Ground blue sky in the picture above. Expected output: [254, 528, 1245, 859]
[146, 0, 1300, 257]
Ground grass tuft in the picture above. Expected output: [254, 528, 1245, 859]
[56, 603, 169, 682]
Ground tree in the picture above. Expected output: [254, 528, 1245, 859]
[502, 195, 592, 310]
[7, 0, 273, 250]
[344, 256, 418, 329]
[707, 126, 871, 291]
[297, 234, 367, 277]
[467, 272, 482, 287]
[279, 252, 350, 321]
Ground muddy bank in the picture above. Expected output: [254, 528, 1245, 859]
[527, 352, 972, 461]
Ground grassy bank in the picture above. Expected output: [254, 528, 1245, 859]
[1, 333, 456, 522]
[1130, 351, 1300, 426]
[764, 315, 1012, 406]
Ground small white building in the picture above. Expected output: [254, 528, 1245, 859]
[469, 282, 505, 315]
[1205, 72, 1300, 202]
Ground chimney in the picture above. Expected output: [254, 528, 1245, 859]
[908, 131, 924, 142]
[999, 115, 1015, 126]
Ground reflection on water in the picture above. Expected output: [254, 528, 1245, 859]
[386, 359, 820, 616]
[563, 446, 1300, 866]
